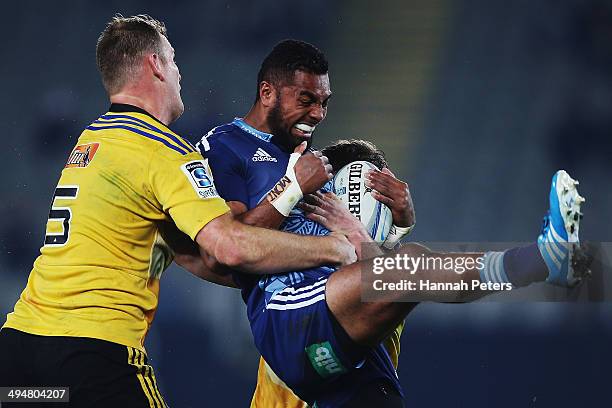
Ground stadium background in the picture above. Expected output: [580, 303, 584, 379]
[1, 0, 610, 406]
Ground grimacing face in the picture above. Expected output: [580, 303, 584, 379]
[160, 36, 184, 122]
[266, 70, 331, 151]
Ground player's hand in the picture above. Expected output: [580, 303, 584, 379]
[293, 143, 333, 194]
[300, 191, 372, 259]
[365, 167, 415, 228]
[326, 232, 358, 265]
[300, 191, 365, 233]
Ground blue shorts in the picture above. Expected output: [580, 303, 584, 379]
[246, 276, 403, 407]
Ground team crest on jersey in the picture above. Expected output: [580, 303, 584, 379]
[181, 160, 220, 199]
[65, 143, 100, 168]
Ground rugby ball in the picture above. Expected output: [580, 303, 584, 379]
[332, 161, 393, 243]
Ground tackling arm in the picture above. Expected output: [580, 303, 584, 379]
[157, 220, 238, 288]
[196, 212, 356, 274]
[230, 200, 286, 229]
[193, 140, 345, 274]
[160, 211, 356, 284]
[168, 140, 345, 282]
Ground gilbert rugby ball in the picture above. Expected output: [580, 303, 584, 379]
[332, 161, 393, 243]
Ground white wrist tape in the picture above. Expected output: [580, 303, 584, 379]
[382, 224, 414, 249]
[266, 152, 303, 216]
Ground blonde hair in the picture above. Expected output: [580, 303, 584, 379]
[96, 14, 168, 94]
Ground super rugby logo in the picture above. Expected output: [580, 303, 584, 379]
[65, 143, 100, 168]
[266, 175, 291, 203]
[347, 162, 362, 220]
[181, 160, 220, 199]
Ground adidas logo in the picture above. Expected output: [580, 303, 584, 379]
[252, 148, 278, 162]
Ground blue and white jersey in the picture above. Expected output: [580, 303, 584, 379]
[199, 118, 335, 302]
[200, 119, 403, 406]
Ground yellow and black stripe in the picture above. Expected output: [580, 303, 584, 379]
[87, 113, 196, 156]
[128, 347, 167, 408]
[0, 329, 172, 407]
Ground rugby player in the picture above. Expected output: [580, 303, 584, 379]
[196, 40, 587, 407]
[0, 17, 356, 408]
[250, 139, 410, 408]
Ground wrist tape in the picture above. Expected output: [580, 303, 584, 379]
[382, 224, 414, 249]
[266, 152, 303, 216]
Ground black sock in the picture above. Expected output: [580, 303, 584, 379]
[502, 243, 548, 287]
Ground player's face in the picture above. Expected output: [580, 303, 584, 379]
[267, 71, 331, 150]
[160, 36, 184, 122]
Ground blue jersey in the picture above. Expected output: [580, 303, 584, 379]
[200, 119, 403, 406]
[199, 118, 335, 302]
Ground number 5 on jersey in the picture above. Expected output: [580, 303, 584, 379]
[45, 186, 79, 246]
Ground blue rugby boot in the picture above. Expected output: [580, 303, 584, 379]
[537, 170, 585, 287]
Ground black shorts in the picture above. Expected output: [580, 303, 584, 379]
[0, 328, 166, 408]
[339, 378, 405, 408]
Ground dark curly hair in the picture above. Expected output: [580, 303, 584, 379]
[255, 39, 328, 101]
[321, 139, 388, 173]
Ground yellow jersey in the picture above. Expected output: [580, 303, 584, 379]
[3, 105, 229, 351]
[251, 321, 405, 407]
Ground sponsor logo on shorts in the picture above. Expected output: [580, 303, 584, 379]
[305, 341, 347, 379]
[65, 143, 100, 168]
[181, 160, 220, 199]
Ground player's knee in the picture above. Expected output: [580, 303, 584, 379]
[345, 302, 407, 347]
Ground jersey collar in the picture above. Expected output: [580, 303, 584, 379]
[109, 103, 168, 129]
[232, 118, 273, 143]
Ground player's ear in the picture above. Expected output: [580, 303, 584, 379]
[147, 53, 164, 81]
[259, 81, 276, 108]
